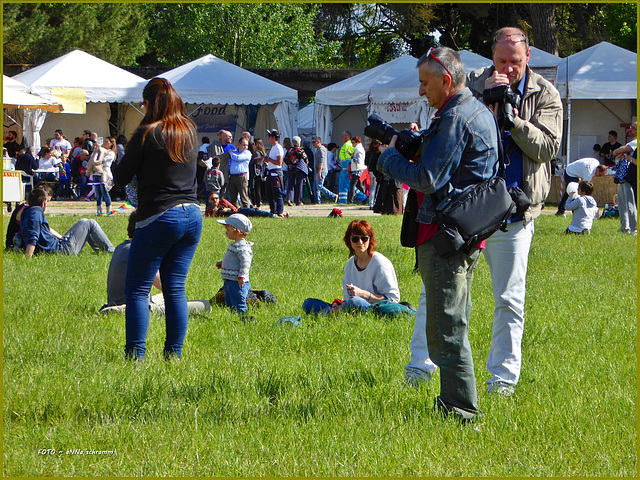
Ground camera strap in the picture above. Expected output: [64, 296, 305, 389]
[492, 113, 507, 179]
[430, 109, 508, 211]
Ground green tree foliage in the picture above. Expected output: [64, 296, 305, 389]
[2, 2, 635, 70]
[601, 3, 637, 52]
[555, 3, 637, 56]
[145, 3, 340, 68]
[315, 3, 436, 66]
[3, 3, 151, 65]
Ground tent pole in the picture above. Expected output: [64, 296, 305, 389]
[127, 102, 144, 117]
[3, 111, 21, 128]
[189, 104, 204, 118]
[566, 99, 571, 164]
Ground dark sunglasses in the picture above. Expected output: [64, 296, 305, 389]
[351, 235, 370, 243]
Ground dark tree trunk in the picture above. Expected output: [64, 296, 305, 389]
[527, 4, 559, 55]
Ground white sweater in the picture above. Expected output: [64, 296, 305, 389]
[342, 251, 400, 303]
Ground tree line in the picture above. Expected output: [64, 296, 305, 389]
[3, 3, 636, 69]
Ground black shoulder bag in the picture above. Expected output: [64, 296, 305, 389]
[430, 120, 516, 257]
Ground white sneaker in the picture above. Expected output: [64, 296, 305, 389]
[487, 381, 515, 396]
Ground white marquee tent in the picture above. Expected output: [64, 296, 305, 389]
[529, 46, 562, 68]
[314, 52, 493, 144]
[150, 54, 299, 141]
[12, 49, 146, 148]
[556, 42, 637, 161]
[3, 75, 62, 112]
[3, 75, 63, 149]
[314, 55, 420, 144]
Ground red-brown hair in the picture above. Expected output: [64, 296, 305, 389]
[343, 219, 377, 257]
[140, 77, 196, 164]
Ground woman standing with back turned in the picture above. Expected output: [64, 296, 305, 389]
[113, 78, 202, 360]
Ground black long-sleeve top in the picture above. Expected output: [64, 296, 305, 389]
[112, 125, 197, 222]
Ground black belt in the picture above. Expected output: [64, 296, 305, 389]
[230, 173, 247, 177]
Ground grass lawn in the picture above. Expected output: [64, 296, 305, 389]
[3, 211, 637, 476]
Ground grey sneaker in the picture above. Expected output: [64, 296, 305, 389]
[487, 381, 515, 396]
[404, 369, 432, 388]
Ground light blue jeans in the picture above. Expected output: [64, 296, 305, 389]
[56, 218, 114, 255]
[405, 283, 439, 381]
[483, 219, 534, 387]
[314, 171, 336, 203]
[124, 204, 202, 360]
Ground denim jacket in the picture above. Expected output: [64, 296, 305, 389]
[377, 88, 499, 224]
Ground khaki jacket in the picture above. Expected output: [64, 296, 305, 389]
[467, 66, 563, 222]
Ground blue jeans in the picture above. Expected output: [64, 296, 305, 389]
[124, 204, 202, 360]
[223, 279, 251, 314]
[237, 208, 274, 218]
[56, 218, 115, 255]
[266, 171, 284, 215]
[314, 171, 336, 203]
[76, 176, 88, 197]
[302, 296, 370, 315]
[416, 240, 481, 418]
[93, 174, 111, 209]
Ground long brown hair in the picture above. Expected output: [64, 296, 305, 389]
[140, 78, 196, 164]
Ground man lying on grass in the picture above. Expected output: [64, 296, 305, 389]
[101, 210, 210, 314]
[17, 188, 115, 258]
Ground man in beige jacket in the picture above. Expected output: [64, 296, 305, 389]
[467, 27, 563, 396]
[405, 27, 563, 397]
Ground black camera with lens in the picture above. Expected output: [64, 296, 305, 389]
[364, 114, 423, 160]
[482, 85, 522, 131]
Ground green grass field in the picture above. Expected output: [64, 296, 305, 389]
[3, 211, 637, 476]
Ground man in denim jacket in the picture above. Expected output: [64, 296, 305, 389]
[378, 47, 499, 421]
[467, 27, 562, 396]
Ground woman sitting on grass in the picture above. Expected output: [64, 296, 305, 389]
[303, 219, 400, 315]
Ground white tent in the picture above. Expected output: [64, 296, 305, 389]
[458, 50, 493, 72]
[298, 103, 315, 133]
[556, 42, 636, 99]
[529, 46, 562, 67]
[12, 49, 147, 148]
[3, 75, 62, 112]
[556, 42, 637, 161]
[155, 54, 299, 141]
[3, 75, 63, 150]
[315, 52, 494, 144]
[13, 49, 145, 103]
[314, 56, 424, 144]
[527, 46, 563, 87]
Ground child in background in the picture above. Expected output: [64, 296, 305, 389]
[216, 214, 253, 315]
[601, 194, 619, 218]
[565, 180, 599, 234]
[57, 152, 71, 199]
[204, 156, 224, 210]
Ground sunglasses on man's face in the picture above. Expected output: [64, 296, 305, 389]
[351, 235, 370, 243]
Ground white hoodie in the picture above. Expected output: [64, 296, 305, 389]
[566, 195, 598, 232]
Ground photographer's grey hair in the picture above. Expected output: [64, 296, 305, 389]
[417, 47, 466, 89]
